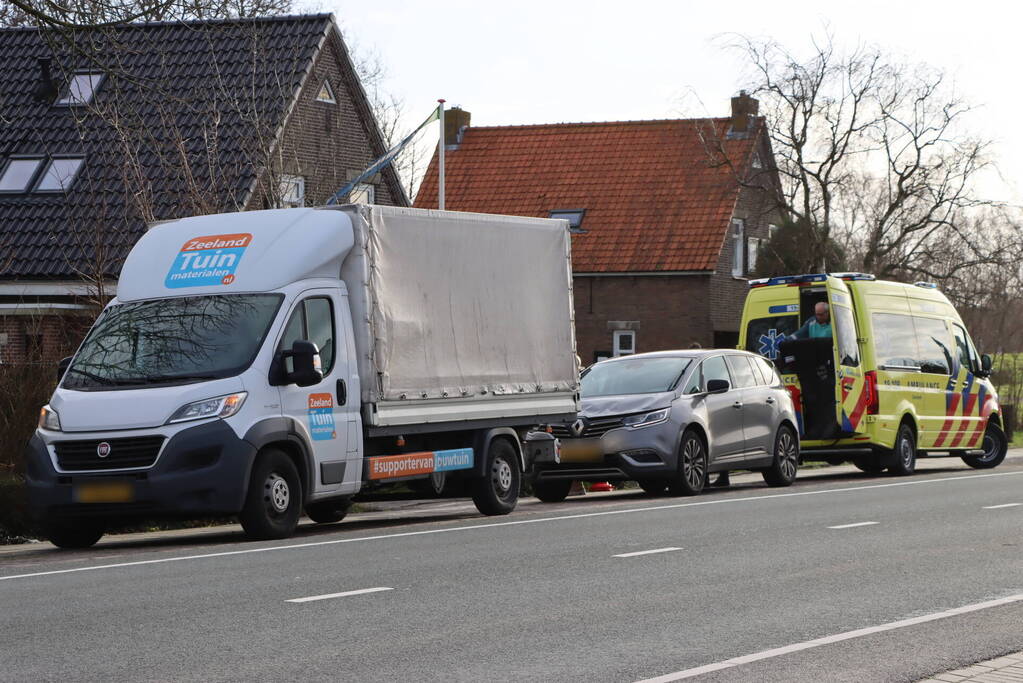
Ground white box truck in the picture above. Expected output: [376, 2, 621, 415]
[26, 205, 577, 547]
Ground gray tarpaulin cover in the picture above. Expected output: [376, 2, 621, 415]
[339, 206, 578, 404]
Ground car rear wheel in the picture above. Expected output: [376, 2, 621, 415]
[668, 430, 706, 496]
[961, 422, 1008, 469]
[45, 519, 105, 549]
[762, 424, 799, 487]
[887, 423, 917, 476]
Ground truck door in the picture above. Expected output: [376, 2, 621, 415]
[826, 278, 866, 435]
[276, 291, 359, 497]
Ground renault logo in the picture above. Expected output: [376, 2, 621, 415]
[96, 442, 111, 458]
[570, 419, 586, 438]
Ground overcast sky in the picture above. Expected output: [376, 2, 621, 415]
[329, 0, 1021, 205]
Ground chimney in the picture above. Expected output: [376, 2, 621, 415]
[730, 91, 759, 135]
[33, 58, 58, 103]
[444, 106, 471, 147]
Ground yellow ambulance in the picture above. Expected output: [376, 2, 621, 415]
[738, 273, 1006, 474]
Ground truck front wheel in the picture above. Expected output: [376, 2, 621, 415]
[305, 497, 352, 524]
[962, 423, 1008, 469]
[240, 448, 303, 540]
[472, 439, 520, 515]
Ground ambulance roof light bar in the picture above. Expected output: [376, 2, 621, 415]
[748, 272, 875, 288]
[913, 281, 938, 289]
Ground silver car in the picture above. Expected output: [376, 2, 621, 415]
[532, 350, 799, 501]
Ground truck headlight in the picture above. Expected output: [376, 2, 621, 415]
[622, 408, 670, 429]
[39, 405, 61, 432]
[167, 392, 247, 424]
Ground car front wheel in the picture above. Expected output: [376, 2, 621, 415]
[668, 430, 706, 496]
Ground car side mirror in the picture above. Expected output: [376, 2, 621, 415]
[57, 356, 73, 382]
[706, 378, 730, 394]
[980, 353, 993, 376]
[285, 340, 323, 387]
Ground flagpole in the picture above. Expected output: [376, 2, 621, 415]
[438, 99, 445, 211]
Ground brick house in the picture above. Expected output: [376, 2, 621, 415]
[0, 14, 406, 364]
[414, 95, 783, 363]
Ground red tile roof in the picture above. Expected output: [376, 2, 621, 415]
[414, 117, 764, 272]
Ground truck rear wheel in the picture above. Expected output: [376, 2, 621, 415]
[472, 439, 520, 515]
[853, 455, 885, 474]
[962, 423, 1008, 469]
[532, 478, 571, 503]
[45, 519, 104, 549]
[887, 423, 917, 476]
[240, 448, 303, 540]
[305, 497, 352, 524]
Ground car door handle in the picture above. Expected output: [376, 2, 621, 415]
[336, 379, 347, 407]
[765, 397, 776, 404]
[732, 401, 743, 409]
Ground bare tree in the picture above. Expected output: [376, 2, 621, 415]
[714, 32, 1003, 280]
[2, 0, 295, 28]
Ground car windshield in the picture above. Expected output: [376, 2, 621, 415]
[581, 357, 691, 398]
[63, 294, 283, 390]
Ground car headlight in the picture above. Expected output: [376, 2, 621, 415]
[167, 392, 247, 424]
[39, 405, 61, 432]
[622, 408, 670, 429]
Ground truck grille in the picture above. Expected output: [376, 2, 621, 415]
[54, 436, 165, 471]
[550, 416, 625, 439]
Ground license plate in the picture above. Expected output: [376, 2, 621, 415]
[558, 439, 604, 463]
[74, 480, 135, 504]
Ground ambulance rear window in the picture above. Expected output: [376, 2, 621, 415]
[745, 315, 799, 361]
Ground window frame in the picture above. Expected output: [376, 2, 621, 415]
[279, 174, 305, 208]
[700, 354, 733, 391]
[725, 354, 758, 388]
[56, 72, 104, 106]
[277, 296, 336, 375]
[0, 156, 45, 194]
[548, 209, 587, 234]
[612, 330, 636, 357]
[349, 183, 375, 205]
[731, 218, 745, 278]
[33, 156, 86, 193]
[315, 79, 337, 104]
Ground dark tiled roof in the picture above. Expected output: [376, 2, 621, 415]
[414, 118, 763, 273]
[0, 15, 332, 278]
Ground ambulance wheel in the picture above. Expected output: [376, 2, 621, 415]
[305, 497, 352, 524]
[852, 455, 885, 474]
[962, 423, 1008, 469]
[44, 518, 104, 549]
[887, 423, 917, 476]
[472, 438, 520, 515]
[240, 449, 302, 540]
[763, 424, 799, 487]
[532, 478, 572, 503]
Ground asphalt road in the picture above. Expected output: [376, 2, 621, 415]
[2, 453, 1022, 682]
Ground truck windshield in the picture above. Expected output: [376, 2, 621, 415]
[581, 357, 691, 398]
[63, 294, 283, 390]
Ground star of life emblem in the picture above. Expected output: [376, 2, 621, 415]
[758, 328, 785, 360]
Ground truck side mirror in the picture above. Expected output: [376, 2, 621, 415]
[980, 353, 993, 376]
[287, 340, 323, 387]
[57, 356, 73, 382]
[706, 378, 730, 394]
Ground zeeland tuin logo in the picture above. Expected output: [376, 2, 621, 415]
[307, 393, 336, 441]
[164, 233, 252, 289]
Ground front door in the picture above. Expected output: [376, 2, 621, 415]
[700, 354, 745, 464]
[276, 291, 357, 496]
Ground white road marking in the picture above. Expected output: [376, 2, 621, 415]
[1, 470, 1020, 584]
[286, 586, 392, 603]
[635, 592, 1023, 682]
[827, 521, 879, 529]
[613, 547, 683, 558]
[983, 503, 1021, 509]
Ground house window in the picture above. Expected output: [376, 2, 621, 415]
[731, 218, 745, 277]
[768, 223, 779, 240]
[747, 237, 761, 275]
[0, 157, 43, 192]
[35, 157, 85, 192]
[316, 80, 337, 104]
[57, 73, 104, 106]
[751, 151, 763, 169]
[548, 209, 586, 234]
[613, 330, 635, 357]
[279, 175, 305, 208]
[349, 183, 375, 205]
